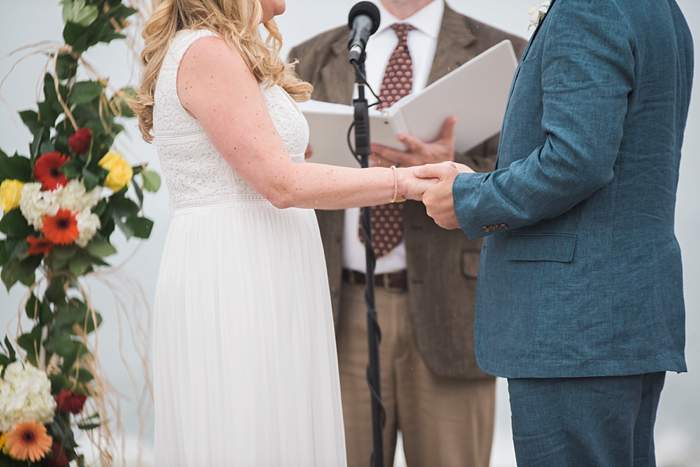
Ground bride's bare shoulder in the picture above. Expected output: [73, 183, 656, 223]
[177, 34, 256, 113]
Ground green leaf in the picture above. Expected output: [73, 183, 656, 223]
[56, 52, 78, 80]
[141, 169, 161, 192]
[0, 337, 17, 373]
[45, 277, 68, 304]
[111, 87, 136, 118]
[45, 334, 86, 361]
[0, 209, 31, 237]
[62, 157, 83, 179]
[25, 294, 40, 319]
[53, 300, 101, 334]
[85, 235, 117, 258]
[76, 367, 94, 383]
[17, 324, 43, 366]
[19, 110, 42, 135]
[0, 151, 32, 182]
[69, 81, 103, 106]
[132, 178, 144, 207]
[125, 216, 153, 239]
[110, 196, 139, 217]
[69, 251, 93, 276]
[63, 21, 88, 52]
[82, 167, 102, 190]
[77, 421, 101, 431]
[25, 294, 52, 324]
[0, 240, 7, 266]
[62, 0, 99, 27]
[50, 373, 70, 393]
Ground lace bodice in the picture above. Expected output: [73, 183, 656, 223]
[152, 29, 309, 210]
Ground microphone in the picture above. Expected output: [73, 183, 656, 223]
[347, 1, 381, 64]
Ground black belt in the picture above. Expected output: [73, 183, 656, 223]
[342, 269, 408, 292]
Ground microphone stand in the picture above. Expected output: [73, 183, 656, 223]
[351, 55, 384, 467]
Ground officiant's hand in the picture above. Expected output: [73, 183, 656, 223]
[415, 161, 474, 230]
[371, 117, 457, 167]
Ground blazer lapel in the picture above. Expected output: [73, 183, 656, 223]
[316, 38, 355, 105]
[520, 0, 557, 62]
[427, 4, 477, 85]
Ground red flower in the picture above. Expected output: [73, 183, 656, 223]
[68, 128, 92, 154]
[34, 152, 69, 190]
[26, 235, 53, 255]
[45, 441, 70, 467]
[41, 209, 78, 245]
[54, 389, 87, 415]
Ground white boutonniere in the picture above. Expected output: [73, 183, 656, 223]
[529, 0, 552, 32]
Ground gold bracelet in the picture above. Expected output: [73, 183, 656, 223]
[390, 165, 399, 203]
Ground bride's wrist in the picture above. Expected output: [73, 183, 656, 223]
[392, 166, 408, 203]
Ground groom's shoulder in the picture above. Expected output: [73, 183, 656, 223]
[288, 26, 346, 69]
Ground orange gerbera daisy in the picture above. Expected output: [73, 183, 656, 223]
[5, 421, 52, 462]
[26, 235, 54, 256]
[42, 209, 79, 245]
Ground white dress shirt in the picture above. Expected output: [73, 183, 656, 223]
[343, 0, 444, 274]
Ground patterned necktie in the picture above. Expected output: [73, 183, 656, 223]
[360, 23, 415, 259]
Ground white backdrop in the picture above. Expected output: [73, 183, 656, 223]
[1, 1, 699, 466]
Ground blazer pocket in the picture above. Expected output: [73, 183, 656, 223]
[461, 251, 481, 279]
[506, 234, 577, 263]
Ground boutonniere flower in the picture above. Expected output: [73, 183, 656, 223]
[529, 0, 552, 32]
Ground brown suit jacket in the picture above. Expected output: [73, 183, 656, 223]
[289, 4, 526, 379]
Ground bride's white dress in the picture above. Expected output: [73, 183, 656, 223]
[151, 29, 346, 466]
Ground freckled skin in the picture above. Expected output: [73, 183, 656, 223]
[174, 24, 436, 209]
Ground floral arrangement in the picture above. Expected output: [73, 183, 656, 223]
[0, 0, 157, 465]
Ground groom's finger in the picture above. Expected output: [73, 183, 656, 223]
[414, 162, 453, 179]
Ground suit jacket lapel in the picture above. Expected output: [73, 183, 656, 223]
[316, 39, 355, 105]
[428, 4, 477, 85]
[520, 0, 557, 62]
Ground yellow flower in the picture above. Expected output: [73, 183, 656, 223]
[99, 151, 133, 191]
[0, 432, 8, 454]
[0, 179, 24, 212]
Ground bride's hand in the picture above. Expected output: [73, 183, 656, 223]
[397, 166, 440, 202]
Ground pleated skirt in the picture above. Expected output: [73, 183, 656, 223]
[152, 198, 347, 466]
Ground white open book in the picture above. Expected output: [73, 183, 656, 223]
[298, 40, 519, 167]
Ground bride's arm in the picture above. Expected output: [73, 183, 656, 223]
[178, 36, 429, 210]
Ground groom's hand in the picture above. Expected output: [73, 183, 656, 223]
[416, 162, 474, 230]
[371, 117, 457, 167]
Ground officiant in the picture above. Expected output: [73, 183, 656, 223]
[289, 1, 526, 466]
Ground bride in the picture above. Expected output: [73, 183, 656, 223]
[135, 0, 434, 465]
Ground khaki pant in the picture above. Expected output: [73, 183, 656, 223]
[337, 283, 496, 467]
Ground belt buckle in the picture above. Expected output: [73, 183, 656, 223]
[382, 274, 392, 290]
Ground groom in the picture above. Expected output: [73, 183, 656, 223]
[413, 0, 694, 465]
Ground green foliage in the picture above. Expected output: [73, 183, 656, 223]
[0, 150, 32, 182]
[0, 2, 156, 464]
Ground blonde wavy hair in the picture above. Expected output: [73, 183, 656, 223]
[134, 0, 312, 142]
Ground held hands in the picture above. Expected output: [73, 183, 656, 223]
[414, 161, 474, 230]
[395, 161, 474, 232]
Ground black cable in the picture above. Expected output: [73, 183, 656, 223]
[347, 59, 388, 467]
[351, 60, 383, 108]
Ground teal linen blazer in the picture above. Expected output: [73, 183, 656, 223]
[454, 0, 694, 377]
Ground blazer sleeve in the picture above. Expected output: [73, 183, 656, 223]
[453, 0, 635, 239]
